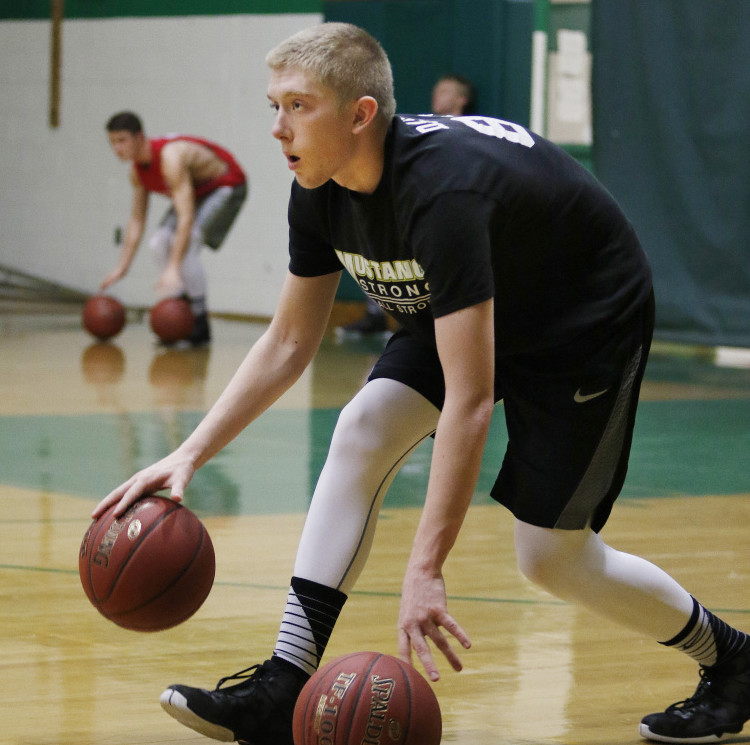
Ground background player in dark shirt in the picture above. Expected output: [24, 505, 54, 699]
[430, 73, 476, 116]
[95, 23, 750, 745]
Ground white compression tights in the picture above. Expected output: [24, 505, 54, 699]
[294, 378, 440, 594]
[514, 521, 695, 642]
[294, 377, 695, 645]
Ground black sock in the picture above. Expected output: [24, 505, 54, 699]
[273, 576, 347, 676]
[188, 295, 207, 316]
[661, 596, 749, 668]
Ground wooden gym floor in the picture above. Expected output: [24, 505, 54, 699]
[1, 302, 750, 745]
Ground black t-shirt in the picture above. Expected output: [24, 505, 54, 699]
[288, 114, 652, 356]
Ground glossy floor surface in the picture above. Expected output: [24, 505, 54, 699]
[2, 304, 750, 745]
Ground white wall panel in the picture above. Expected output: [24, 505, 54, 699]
[0, 13, 321, 316]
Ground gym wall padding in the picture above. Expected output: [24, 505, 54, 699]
[591, 0, 750, 348]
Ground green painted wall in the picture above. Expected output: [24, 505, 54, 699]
[0, 0, 320, 20]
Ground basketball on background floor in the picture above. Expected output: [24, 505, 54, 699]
[82, 295, 126, 340]
[150, 297, 195, 344]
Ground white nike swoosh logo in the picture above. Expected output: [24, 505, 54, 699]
[574, 387, 609, 403]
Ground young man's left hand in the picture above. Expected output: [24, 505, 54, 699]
[397, 563, 471, 682]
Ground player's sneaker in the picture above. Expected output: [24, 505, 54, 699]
[640, 650, 750, 743]
[160, 657, 308, 745]
[188, 312, 211, 347]
[335, 309, 390, 337]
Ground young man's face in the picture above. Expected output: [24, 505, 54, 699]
[108, 130, 142, 162]
[267, 66, 359, 190]
[431, 79, 467, 116]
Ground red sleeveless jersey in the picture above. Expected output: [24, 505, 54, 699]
[134, 135, 246, 198]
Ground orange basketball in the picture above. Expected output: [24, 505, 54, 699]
[150, 298, 195, 343]
[82, 295, 126, 340]
[79, 495, 215, 631]
[293, 651, 441, 745]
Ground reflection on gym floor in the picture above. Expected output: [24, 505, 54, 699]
[1, 305, 749, 745]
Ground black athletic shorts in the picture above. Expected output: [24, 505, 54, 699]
[368, 292, 655, 533]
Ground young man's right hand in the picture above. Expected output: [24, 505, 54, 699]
[92, 450, 196, 519]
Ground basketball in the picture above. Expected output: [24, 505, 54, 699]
[293, 651, 441, 745]
[79, 495, 215, 632]
[150, 297, 195, 343]
[82, 295, 126, 340]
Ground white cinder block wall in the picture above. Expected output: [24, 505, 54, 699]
[0, 12, 322, 317]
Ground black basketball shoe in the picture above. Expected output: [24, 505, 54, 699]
[640, 650, 750, 743]
[335, 308, 390, 337]
[188, 312, 211, 347]
[160, 657, 308, 745]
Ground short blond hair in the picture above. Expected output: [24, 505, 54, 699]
[266, 22, 396, 126]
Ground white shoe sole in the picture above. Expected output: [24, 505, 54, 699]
[160, 687, 235, 742]
[639, 721, 725, 743]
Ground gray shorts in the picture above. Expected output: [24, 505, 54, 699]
[159, 183, 247, 249]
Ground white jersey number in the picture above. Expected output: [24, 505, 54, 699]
[454, 116, 535, 148]
[401, 114, 535, 148]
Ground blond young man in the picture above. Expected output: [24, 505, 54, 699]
[96, 24, 750, 745]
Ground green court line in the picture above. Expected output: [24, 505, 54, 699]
[214, 580, 569, 606]
[2, 564, 749, 615]
[0, 563, 76, 575]
[0, 518, 93, 525]
[0, 562, 563, 606]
